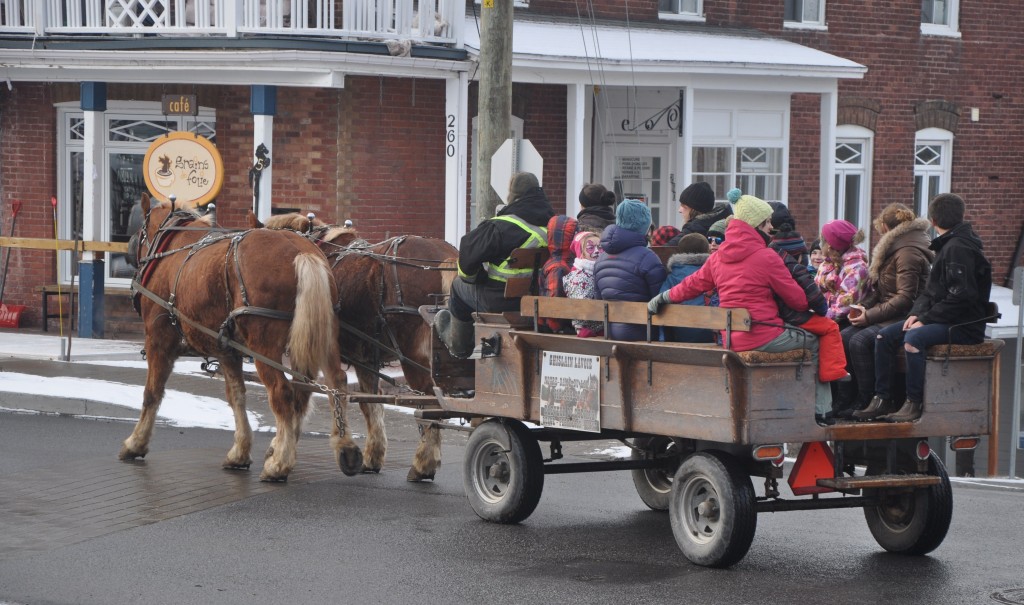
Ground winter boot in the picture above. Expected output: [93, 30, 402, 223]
[831, 379, 859, 420]
[880, 399, 922, 423]
[434, 309, 474, 359]
[851, 395, 899, 422]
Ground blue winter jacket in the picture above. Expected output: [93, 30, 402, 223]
[659, 252, 716, 343]
[594, 225, 668, 341]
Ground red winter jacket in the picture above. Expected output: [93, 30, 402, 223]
[666, 219, 808, 351]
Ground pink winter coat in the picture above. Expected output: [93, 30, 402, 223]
[666, 219, 809, 351]
[814, 246, 871, 321]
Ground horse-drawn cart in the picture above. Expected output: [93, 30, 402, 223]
[420, 295, 1003, 568]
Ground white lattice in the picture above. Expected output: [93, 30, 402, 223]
[107, 0, 169, 28]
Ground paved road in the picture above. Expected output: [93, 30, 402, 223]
[2, 332, 1024, 604]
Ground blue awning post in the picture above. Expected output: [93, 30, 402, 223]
[77, 258, 105, 339]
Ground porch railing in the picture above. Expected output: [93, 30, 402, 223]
[0, 0, 462, 44]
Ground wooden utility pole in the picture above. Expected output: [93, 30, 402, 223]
[475, 0, 513, 223]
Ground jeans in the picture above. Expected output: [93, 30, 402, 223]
[874, 321, 979, 404]
[758, 325, 831, 416]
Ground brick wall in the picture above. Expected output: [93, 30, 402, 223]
[0, 84, 58, 325]
[776, 1, 1024, 283]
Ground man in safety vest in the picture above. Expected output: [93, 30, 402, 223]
[435, 171, 555, 358]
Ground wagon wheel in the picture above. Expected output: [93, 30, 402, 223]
[669, 450, 757, 568]
[630, 436, 683, 511]
[863, 451, 952, 555]
[463, 419, 544, 524]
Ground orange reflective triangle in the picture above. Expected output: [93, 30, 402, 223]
[787, 441, 836, 496]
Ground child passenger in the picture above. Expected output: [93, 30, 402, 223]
[660, 233, 715, 343]
[769, 214, 850, 423]
[563, 231, 603, 338]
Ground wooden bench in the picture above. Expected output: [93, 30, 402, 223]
[520, 295, 751, 347]
[38, 284, 133, 332]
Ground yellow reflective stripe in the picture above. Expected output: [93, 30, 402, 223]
[482, 215, 549, 282]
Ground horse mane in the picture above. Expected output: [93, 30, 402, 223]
[262, 212, 328, 232]
[323, 226, 359, 247]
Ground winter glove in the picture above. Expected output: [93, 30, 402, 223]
[648, 291, 671, 315]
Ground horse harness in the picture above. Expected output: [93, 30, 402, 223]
[130, 211, 331, 398]
[326, 236, 450, 392]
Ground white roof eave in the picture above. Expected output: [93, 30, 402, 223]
[465, 17, 866, 87]
[0, 48, 469, 88]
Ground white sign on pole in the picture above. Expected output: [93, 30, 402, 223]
[491, 138, 543, 203]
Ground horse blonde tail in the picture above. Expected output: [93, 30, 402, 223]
[289, 253, 338, 379]
[440, 257, 458, 296]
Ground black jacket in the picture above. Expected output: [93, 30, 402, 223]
[457, 187, 555, 289]
[577, 206, 616, 233]
[910, 222, 992, 342]
[667, 202, 734, 245]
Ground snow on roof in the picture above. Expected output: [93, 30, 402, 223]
[464, 18, 865, 83]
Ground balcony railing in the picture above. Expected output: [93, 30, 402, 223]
[0, 0, 462, 44]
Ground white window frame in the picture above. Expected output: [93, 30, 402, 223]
[658, 0, 704, 22]
[784, 0, 827, 30]
[834, 125, 874, 250]
[913, 127, 954, 220]
[921, 0, 960, 37]
[56, 101, 216, 286]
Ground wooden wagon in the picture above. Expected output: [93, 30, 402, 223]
[418, 294, 1003, 568]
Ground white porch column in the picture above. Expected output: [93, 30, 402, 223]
[677, 86, 694, 225]
[565, 83, 586, 218]
[251, 85, 276, 221]
[444, 71, 469, 246]
[819, 88, 838, 227]
[82, 110, 103, 255]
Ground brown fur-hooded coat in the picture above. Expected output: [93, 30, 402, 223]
[862, 217, 934, 326]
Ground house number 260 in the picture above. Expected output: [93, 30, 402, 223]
[446, 114, 456, 157]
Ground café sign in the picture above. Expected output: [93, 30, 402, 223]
[143, 132, 224, 207]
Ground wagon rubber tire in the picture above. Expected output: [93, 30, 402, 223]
[463, 419, 544, 524]
[630, 436, 681, 511]
[863, 451, 952, 555]
[669, 450, 757, 568]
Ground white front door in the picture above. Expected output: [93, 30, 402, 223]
[603, 144, 672, 229]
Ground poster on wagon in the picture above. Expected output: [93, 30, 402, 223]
[539, 352, 601, 433]
[143, 131, 224, 207]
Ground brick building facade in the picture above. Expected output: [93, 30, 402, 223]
[1, 0, 1020, 335]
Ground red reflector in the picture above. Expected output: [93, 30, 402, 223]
[787, 441, 835, 496]
[752, 445, 784, 461]
[915, 440, 931, 461]
[951, 437, 980, 451]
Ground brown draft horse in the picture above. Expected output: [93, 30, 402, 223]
[123, 197, 363, 481]
[252, 212, 457, 481]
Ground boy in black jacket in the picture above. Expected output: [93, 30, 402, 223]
[866, 193, 992, 422]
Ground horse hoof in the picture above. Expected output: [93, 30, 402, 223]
[117, 446, 146, 461]
[406, 468, 435, 482]
[223, 461, 252, 471]
[259, 472, 288, 483]
[338, 445, 364, 477]
[360, 466, 381, 475]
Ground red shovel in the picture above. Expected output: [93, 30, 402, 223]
[0, 200, 23, 303]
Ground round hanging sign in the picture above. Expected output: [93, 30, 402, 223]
[143, 131, 224, 207]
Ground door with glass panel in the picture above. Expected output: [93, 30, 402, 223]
[604, 145, 671, 229]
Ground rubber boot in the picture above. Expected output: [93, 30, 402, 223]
[880, 399, 922, 423]
[434, 309, 474, 359]
[852, 395, 899, 422]
[831, 379, 859, 420]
